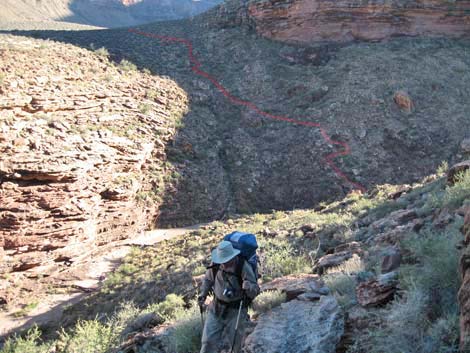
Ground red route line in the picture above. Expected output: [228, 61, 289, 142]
[129, 28, 366, 192]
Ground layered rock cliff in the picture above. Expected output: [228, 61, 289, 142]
[0, 35, 187, 303]
[245, 0, 470, 43]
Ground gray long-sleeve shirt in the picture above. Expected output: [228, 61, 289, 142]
[200, 258, 259, 304]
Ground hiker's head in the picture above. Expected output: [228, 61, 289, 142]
[212, 240, 240, 264]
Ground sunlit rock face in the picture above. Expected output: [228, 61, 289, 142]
[247, 0, 470, 43]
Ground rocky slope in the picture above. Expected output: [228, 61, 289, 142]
[0, 34, 188, 310]
[245, 0, 470, 43]
[0, 0, 223, 28]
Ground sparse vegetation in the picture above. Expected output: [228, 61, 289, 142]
[118, 59, 137, 72]
[12, 301, 39, 318]
[425, 170, 470, 210]
[139, 103, 152, 115]
[167, 303, 202, 353]
[349, 224, 461, 353]
[94, 47, 109, 58]
[252, 290, 286, 315]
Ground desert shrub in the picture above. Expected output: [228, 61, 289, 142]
[58, 319, 116, 353]
[259, 239, 311, 281]
[147, 293, 186, 322]
[425, 170, 470, 210]
[167, 304, 202, 353]
[441, 170, 470, 208]
[0, 326, 51, 353]
[94, 47, 109, 58]
[350, 286, 458, 353]
[326, 254, 364, 275]
[118, 59, 137, 72]
[436, 161, 449, 176]
[252, 290, 286, 315]
[400, 227, 461, 317]
[323, 272, 356, 309]
[139, 103, 151, 114]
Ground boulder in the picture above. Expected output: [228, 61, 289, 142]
[370, 209, 418, 232]
[356, 272, 398, 307]
[315, 242, 363, 274]
[381, 247, 401, 274]
[261, 274, 328, 301]
[244, 296, 343, 353]
[315, 251, 353, 274]
[393, 91, 414, 112]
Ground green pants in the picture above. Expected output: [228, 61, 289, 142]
[200, 306, 248, 353]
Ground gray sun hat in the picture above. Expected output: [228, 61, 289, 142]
[211, 241, 240, 264]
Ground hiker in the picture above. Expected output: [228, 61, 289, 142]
[198, 240, 260, 353]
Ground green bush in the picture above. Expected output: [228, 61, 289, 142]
[147, 293, 186, 322]
[167, 304, 202, 353]
[94, 47, 109, 58]
[0, 326, 50, 353]
[118, 59, 137, 72]
[58, 319, 115, 353]
[425, 170, 470, 210]
[323, 272, 356, 309]
[259, 239, 311, 281]
[252, 290, 286, 315]
[400, 227, 461, 317]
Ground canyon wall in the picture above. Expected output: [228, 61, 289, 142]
[246, 0, 470, 43]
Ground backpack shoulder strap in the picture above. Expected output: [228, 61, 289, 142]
[207, 263, 220, 281]
[235, 256, 244, 287]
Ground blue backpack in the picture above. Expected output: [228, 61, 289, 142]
[223, 231, 259, 279]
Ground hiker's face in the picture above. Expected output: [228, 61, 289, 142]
[222, 257, 237, 269]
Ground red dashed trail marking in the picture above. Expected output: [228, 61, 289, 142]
[129, 28, 366, 192]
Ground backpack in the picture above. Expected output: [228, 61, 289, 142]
[224, 231, 259, 279]
[209, 231, 259, 284]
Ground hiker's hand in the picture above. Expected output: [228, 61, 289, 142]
[198, 295, 206, 308]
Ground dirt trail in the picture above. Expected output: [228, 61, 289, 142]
[0, 225, 202, 338]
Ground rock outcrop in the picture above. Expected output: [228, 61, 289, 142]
[261, 274, 329, 300]
[459, 207, 470, 350]
[0, 35, 187, 306]
[356, 271, 398, 307]
[244, 295, 343, 353]
[246, 0, 470, 43]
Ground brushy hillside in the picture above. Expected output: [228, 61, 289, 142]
[2, 162, 468, 352]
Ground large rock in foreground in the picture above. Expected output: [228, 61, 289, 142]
[244, 296, 343, 353]
[247, 0, 470, 43]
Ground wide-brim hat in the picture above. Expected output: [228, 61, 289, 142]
[211, 241, 240, 264]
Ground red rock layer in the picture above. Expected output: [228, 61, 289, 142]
[247, 0, 470, 43]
